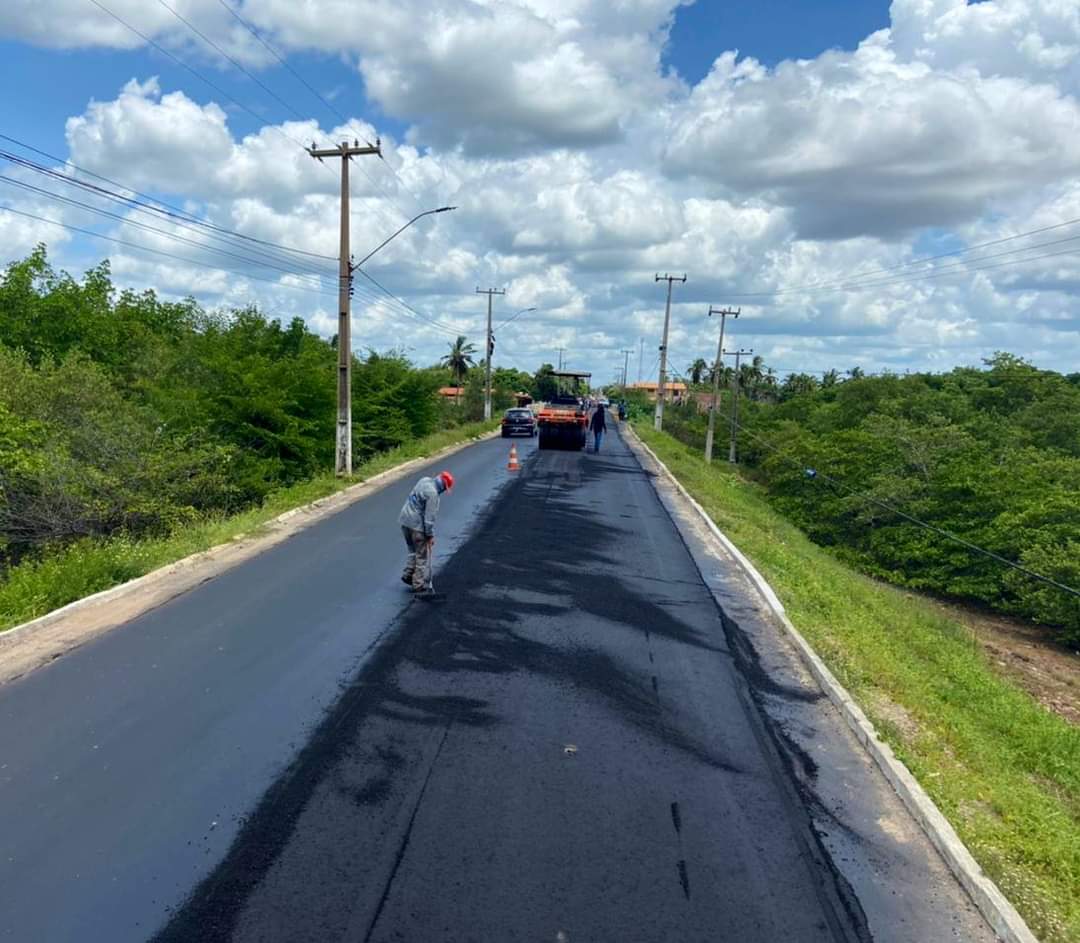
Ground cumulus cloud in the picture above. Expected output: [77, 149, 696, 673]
[664, 37, 1080, 239]
[3, 0, 1080, 379]
[0, 0, 682, 156]
[891, 0, 1080, 88]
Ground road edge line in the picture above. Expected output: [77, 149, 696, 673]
[625, 424, 1037, 943]
[0, 430, 498, 680]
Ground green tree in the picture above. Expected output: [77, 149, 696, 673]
[441, 335, 476, 385]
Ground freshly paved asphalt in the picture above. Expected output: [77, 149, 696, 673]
[1, 426, 994, 942]
[0, 435, 525, 942]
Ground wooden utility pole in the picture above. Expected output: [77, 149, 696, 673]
[309, 139, 380, 475]
[476, 287, 505, 420]
[704, 306, 739, 463]
[654, 273, 686, 431]
[723, 348, 753, 463]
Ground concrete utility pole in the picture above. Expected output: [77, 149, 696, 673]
[621, 349, 633, 389]
[555, 347, 566, 371]
[723, 348, 753, 464]
[704, 306, 740, 463]
[638, 337, 644, 383]
[309, 139, 381, 476]
[476, 287, 505, 420]
[654, 273, 686, 431]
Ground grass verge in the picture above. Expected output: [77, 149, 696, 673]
[0, 422, 496, 634]
[635, 423, 1080, 943]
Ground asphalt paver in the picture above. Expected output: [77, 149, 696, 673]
[153, 426, 987, 943]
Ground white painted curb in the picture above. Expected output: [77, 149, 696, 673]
[0, 430, 499, 676]
[626, 425, 1038, 943]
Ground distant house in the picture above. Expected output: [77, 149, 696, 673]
[628, 381, 688, 403]
[438, 386, 465, 404]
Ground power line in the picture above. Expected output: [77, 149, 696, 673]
[731, 221, 1080, 298]
[128, 0, 407, 236]
[153, 0, 309, 123]
[0, 174, 335, 290]
[85, 0, 318, 158]
[354, 269, 462, 337]
[209, 0, 427, 218]
[0, 163, 336, 282]
[0, 202, 481, 345]
[0, 135, 336, 262]
[729, 417, 1080, 600]
[0, 204, 338, 297]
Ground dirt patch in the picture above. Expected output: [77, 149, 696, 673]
[867, 693, 922, 743]
[927, 599, 1080, 727]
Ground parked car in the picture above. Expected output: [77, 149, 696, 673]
[501, 407, 537, 437]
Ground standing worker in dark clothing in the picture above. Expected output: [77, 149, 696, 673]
[590, 403, 607, 453]
[398, 470, 454, 592]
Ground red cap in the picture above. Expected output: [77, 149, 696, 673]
[438, 470, 455, 491]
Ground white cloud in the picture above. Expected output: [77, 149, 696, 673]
[3, 1, 1080, 381]
[663, 37, 1080, 239]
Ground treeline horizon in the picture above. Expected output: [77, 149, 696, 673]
[0, 248, 548, 574]
[651, 354, 1080, 643]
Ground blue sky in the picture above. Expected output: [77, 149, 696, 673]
[667, 0, 891, 80]
[1, 0, 1078, 381]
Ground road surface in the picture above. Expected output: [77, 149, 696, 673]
[0, 426, 994, 941]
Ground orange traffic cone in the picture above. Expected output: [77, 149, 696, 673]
[507, 443, 521, 472]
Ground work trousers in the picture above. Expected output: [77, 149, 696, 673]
[593, 429, 604, 453]
[401, 526, 432, 590]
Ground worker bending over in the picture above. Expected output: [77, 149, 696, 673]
[399, 470, 454, 592]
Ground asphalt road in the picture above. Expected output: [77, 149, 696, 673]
[0, 434, 527, 942]
[1, 425, 994, 942]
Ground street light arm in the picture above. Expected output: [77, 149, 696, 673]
[493, 306, 537, 332]
[351, 206, 456, 270]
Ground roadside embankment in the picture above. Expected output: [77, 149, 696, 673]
[634, 423, 1080, 943]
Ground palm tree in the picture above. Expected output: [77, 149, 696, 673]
[442, 336, 476, 386]
[822, 369, 839, 388]
[847, 366, 865, 380]
[689, 358, 709, 386]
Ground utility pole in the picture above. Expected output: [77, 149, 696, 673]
[309, 139, 381, 476]
[723, 348, 753, 463]
[621, 349, 633, 389]
[555, 347, 566, 371]
[704, 306, 740, 463]
[476, 287, 505, 421]
[654, 273, 686, 431]
[638, 337, 644, 383]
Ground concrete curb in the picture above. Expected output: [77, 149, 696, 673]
[625, 425, 1038, 943]
[0, 430, 498, 682]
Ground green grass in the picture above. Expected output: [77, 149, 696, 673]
[636, 423, 1080, 943]
[0, 422, 496, 633]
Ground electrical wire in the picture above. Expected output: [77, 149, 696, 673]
[729, 417, 1080, 600]
[0, 175, 335, 292]
[210, 0, 428, 217]
[731, 229, 1080, 299]
[153, 0, 309, 123]
[353, 269, 464, 337]
[0, 135, 336, 262]
[208, 0, 427, 213]
[85, 0, 319, 158]
[0, 204, 339, 297]
[0, 162, 334, 280]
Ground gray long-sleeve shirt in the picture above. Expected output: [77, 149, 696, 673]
[398, 476, 441, 536]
